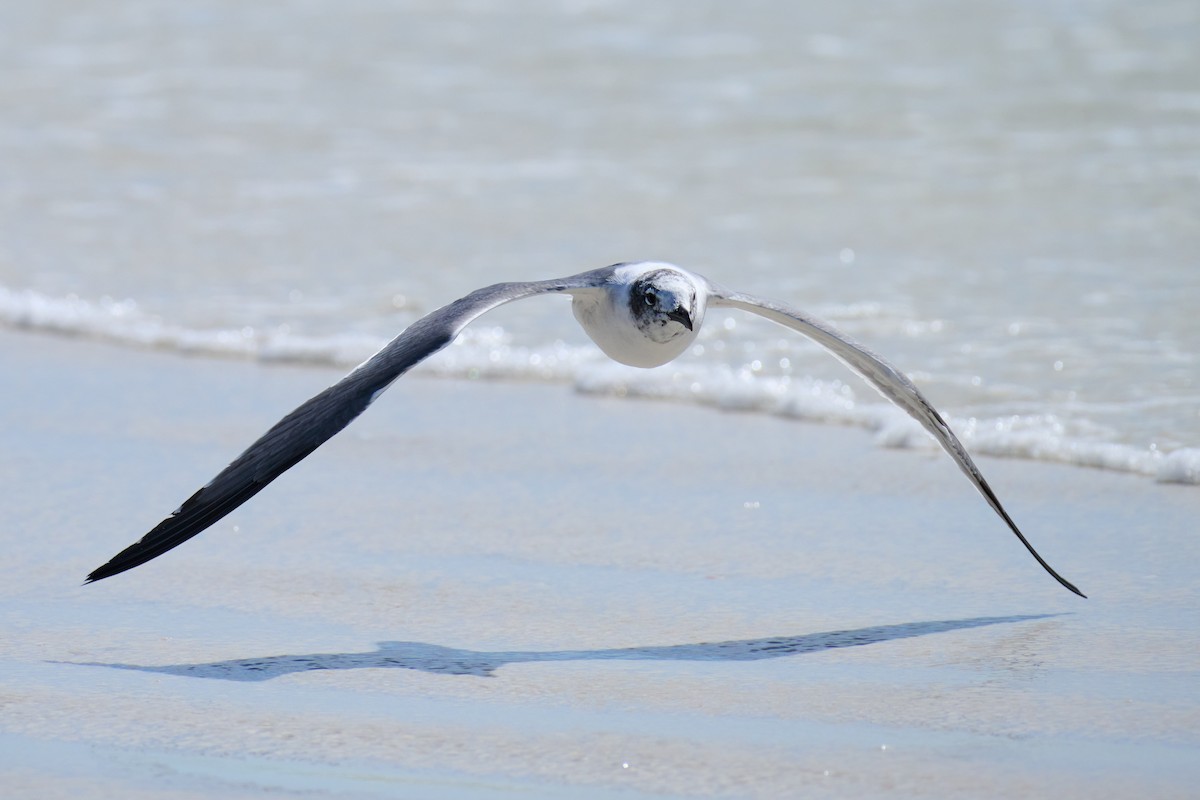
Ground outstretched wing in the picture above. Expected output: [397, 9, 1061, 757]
[708, 285, 1085, 598]
[86, 268, 613, 583]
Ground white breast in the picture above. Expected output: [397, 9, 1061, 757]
[570, 266, 704, 368]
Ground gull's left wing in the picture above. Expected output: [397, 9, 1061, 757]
[707, 284, 1085, 598]
[86, 268, 613, 583]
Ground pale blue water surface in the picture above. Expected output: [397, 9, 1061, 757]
[0, 0, 1197, 481]
[3, 7, 1199, 796]
[2, 325, 1198, 797]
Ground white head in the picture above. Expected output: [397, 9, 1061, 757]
[571, 262, 707, 368]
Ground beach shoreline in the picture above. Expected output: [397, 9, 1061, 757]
[3, 329, 1198, 798]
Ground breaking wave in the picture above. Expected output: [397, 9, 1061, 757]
[3, 284, 1197, 485]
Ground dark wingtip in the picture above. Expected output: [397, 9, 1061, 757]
[1062, 578, 1087, 599]
[84, 564, 115, 585]
[1017, 532, 1087, 599]
[971, 473, 1087, 599]
[85, 547, 147, 584]
[1016, 530, 1087, 599]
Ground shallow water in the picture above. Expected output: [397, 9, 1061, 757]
[3, 330, 1199, 798]
[1, 0, 1198, 480]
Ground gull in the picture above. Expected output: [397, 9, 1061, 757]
[86, 262, 1085, 596]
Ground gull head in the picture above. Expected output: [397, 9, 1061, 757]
[572, 262, 707, 368]
[628, 265, 702, 342]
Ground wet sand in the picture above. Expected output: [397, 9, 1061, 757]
[2, 329, 1198, 798]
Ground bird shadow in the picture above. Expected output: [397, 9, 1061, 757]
[66, 614, 1056, 680]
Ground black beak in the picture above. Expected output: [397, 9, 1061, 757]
[666, 306, 693, 331]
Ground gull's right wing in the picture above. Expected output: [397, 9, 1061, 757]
[86, 268, 613, 583]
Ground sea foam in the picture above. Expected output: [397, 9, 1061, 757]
[3, 284, 1196, 485]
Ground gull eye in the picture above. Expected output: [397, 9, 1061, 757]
[642, 288, 657, 308]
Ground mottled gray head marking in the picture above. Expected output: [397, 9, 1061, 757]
[630, 268, 696, 342]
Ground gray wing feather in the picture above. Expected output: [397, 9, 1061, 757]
[86, 268, 612, 582]
[708, 285, 1084, 598]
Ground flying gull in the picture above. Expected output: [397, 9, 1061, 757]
[86, 262, 1085, 597]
